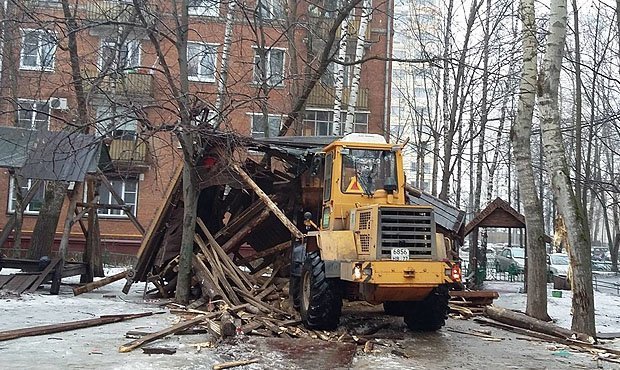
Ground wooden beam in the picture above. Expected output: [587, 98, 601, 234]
[0, 179, 43, 247]
[118, 304, 247, 353]
[221, 208, 271, 254]
[73, 270, 132, 296]
[231, 163, 303, 239]
[0, 312, 152, 342]
[235, 241, 291, 266]
[27, 257, 61, 293]
[98, 172, 145, 235]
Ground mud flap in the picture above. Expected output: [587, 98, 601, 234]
[291, 241, 307, 278]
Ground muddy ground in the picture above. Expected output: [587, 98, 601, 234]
[0, 276, 618, 370]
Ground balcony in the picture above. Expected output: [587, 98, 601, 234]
[108, 138, 149, 172]
[83, 71, 154, 98]
[84, 1, 135, 23]
[310, 16, 372, 42]
[307, 84, 369, 109]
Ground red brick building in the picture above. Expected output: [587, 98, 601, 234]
[0, 0, 393, 261]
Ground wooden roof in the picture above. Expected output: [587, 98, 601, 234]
[464, 197, 525, 237]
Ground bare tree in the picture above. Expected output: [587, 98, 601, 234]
[512, 0, 549, 321]
[538, 0, 595, 335]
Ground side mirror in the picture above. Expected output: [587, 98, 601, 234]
[383, 176, 397, 193]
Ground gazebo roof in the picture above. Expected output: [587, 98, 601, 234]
[464, 197, 525, 237]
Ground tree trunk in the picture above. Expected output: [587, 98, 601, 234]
[28, 181, 66, 259]
[571, 0, 583, 205]
[439, 0, 481, 201]
[537, 0, 595, 336]
[344, 0, 371, 133]
[332, 18, 349, 135]
[512, 0, 549, 321]
[214, 0, 236, 128]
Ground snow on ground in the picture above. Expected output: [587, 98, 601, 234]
[486, 279, 620, 334]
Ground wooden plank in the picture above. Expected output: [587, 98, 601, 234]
[231, 163, 303, 239]
[13, 275, 39, 294]
[118, 304, 246, 353]
[236, 241, 291, 266]
[98, 174, 145, 235]
[27, 257, 61, 293]
[0, 312, 153, 342]
[449, 290, 499, 299]
[73, 270, 131, 296]
[124, 166, 183, 292]
[0, 275, 14, 288]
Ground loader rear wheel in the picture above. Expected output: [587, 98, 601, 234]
[403, 285, 449, 331]
[300, 251, 342, 330]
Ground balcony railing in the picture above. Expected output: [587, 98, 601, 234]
[310, 16, 372, 41]
[108, 138, 149, 166]
[83, 71, 154, 98]
[307, 84, 369, 109]
[84, 1, 135, 23]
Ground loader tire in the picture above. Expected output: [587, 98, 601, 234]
[383, 301, 411, 316]
[290, 274, 301, 310]
[404, 285, 449, 331]
[300, 251, 342, 330]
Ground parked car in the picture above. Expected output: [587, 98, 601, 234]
[495, 247, 525, 273]
[547, 253, 569, 277]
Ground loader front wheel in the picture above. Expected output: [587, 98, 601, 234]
[300, 251, 342, 330]
[403, 285, 449, 331]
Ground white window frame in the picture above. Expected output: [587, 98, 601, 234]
[8, 177, 45, 215]
[253, 47, 286, 87]
[98, 37, 141, 72]
[187, 42, 218, 82]
[17, 99, 51, 131]
[302, 109, 369, 136]
[20, 28, 57, 71]
[95, 104, 138, 140]
[92, 178, 139, 218]
[249, 113, 282, 138]
[188, 0, 220, 17]
[258, 0, 284, 19]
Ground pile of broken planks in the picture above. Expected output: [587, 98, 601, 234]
[448, 290, 499, 319]
[477, 305, 620, 365]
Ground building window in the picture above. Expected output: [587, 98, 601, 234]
[99, 37, 140, 72]
[188, 42, 217, 82]
[96, 105, 137, 140]
[251, 114, 281, 138]
[253, 48, 285, 86]
[303, 110, 333, 136]
[20, 29, 56, 71]
[188, 0, 220, 17]
[302, 110, 369, 136]
[258, 0, 284, 19]
[97, 178, 138, 217]
[8, 177, 45, 214]
[17, 100, 50, 131]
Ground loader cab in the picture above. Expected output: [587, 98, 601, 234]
[320, 134, 406, 231]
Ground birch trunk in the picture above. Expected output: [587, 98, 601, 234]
[332, 19, 349, 135]
[512, 0, 549, 321]
[537, 0, 595, 335]
[344, 0, 371, 134]
[214, 0, 236, 128]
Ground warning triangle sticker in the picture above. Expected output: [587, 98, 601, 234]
[346, 176, 363, 193]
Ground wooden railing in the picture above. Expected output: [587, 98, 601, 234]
[307, 84, 369, 109]
[83, 71, 154, 97]
[108, 138, 148, 163]
[83, 1, 135, 23]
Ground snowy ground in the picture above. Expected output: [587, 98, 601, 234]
[1, 267, 620, 369]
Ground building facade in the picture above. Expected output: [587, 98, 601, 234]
[0, 0, 393, 260]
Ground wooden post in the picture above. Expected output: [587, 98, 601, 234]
[0, 179, 43, 247]
[58, 182, 82, 260]
[231, 163, 303, 239]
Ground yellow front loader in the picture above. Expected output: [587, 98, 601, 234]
[290, 133, 461, 331]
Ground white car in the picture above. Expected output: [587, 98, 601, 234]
[548, 253, 569, 277]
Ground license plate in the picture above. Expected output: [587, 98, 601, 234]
[391, 248, 409, 261]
